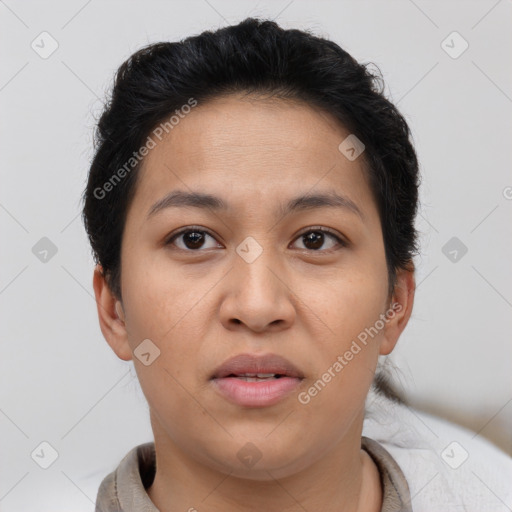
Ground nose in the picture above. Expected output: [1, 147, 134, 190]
[219, 245, 296, 334]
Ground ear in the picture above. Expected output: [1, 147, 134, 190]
[379, 264, 416, 356]
[92, 264, 132, 361]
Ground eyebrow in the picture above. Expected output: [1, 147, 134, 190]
[147, 189, 365, 221]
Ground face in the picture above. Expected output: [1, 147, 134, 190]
[94, 94, 414, 481]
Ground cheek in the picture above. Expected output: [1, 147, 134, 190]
[121, 250, 209, 339]
[120, 252, 215, 391]
[304, 267, 387, 401]
[321, 268, 388, 342]
[297, 285, 383, 429]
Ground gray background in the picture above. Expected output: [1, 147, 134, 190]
[1, 0, 511, 510]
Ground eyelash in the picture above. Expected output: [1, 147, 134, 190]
[164, 225, 348, 253]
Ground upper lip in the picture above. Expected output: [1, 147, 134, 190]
[211, 353, 304, 379]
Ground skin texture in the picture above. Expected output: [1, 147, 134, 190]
[93, 94, 415, 512]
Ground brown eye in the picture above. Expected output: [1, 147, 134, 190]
[166, 228, 221, 251]
[165, 226, 346, 253]
[292, 228, 346, 252]
[180, 231, 207, 249]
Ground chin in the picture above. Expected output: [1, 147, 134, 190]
[199, 441, 315, 482]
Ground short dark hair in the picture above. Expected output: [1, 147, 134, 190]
[82, 17, 420, 304]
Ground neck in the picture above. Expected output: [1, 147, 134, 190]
[146, 415, 382, 512]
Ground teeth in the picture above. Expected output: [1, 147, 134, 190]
[238, 376, 274, 382]
[235, 373, 277, 378]
[234, 373, 278, 381]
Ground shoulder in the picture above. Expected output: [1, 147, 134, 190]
[95, 464, 121, 512]
[363, 387, 512, 512]
[95, 442, 157, 512]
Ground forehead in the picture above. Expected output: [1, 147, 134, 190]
[128, 94, 378, 224]
[148, 94, 349, 167]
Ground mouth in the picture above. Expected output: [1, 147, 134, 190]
[223, 373, 287, 382]
[210, 353, 304, 407]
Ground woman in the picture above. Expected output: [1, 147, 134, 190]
[83, 17, 512, 512]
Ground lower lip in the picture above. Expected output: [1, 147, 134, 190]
[211, 376, 302, 407]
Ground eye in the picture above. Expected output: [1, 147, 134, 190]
[165, 227, 221, 251]
[165, 226, 347, 252]
[291, 227, 347, 252]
